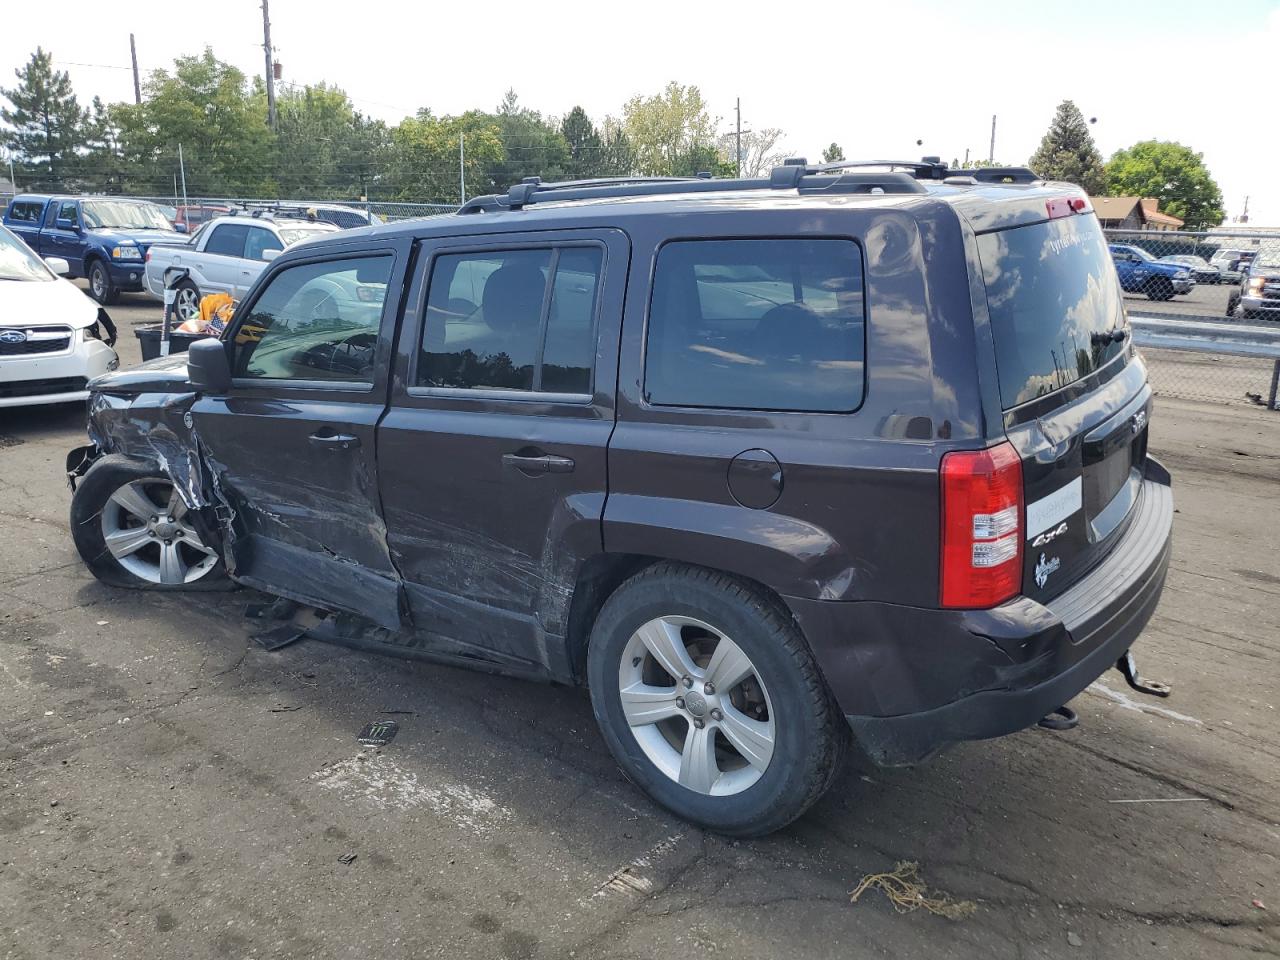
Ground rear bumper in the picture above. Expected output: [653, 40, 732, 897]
[787, 457, 1173, 766]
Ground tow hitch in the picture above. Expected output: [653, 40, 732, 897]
[1115, 649, 1172, 698]
[1039, 648, 1172, 732]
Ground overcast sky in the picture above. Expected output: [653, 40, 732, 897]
[4, 0, 1278, 225]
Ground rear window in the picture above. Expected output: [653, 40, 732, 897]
[644, 239, 866, 412]
[7, 201, 44, 223]
[977, 215, 1126, 410]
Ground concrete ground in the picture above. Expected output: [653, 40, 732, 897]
[0, 289, 1277, 959]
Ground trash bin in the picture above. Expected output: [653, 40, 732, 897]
[135, 325, 208, 362]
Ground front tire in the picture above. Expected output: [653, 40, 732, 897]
[1145, 277, 1174, 301]
[70, 455, 229, 590]
[587, 563, 846, 837]
[87, 260, 120, 305]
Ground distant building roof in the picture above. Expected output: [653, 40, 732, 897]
[1089, 196, 1184, 229]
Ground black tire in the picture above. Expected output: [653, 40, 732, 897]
[174, 279, 202, 323]
[587, 562, 847, 837]
[1145, 277, 1174, 301]
[87, 259, 120, 305]
[1242, 309, 1262, 321]
[1226, 292, 1241, 317]
[70, 454, 231, 591]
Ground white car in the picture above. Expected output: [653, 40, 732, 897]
[0, 224, 119, 409]
[143, 214, 338, 322]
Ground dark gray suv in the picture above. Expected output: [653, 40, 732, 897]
[66, 161, 1173, 836]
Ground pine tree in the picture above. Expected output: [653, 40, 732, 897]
[0, 48, 88, 189]
[561, 106, 603, 180]
[822, 142, 844, 163]
[1028, 101, 1105, 194]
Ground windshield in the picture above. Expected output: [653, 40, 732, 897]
[279, 226, 333, 245]
[0, 225, 54, 281]
[1252, 253, 1280, 271]
[1129, 246, 1155, 261]
[978, 214, 1126, 410]
[82, 200, 175, 231]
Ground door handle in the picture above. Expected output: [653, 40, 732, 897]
[309, 430, 360, 450]
[502, 452, 575, 475]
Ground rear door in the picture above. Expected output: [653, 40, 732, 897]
[376, 228, 626, 671]
[5, 200, 46, 249]
[978, 211, 1148, 603]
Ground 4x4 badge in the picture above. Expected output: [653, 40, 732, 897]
[1034, 553, 1061, 589]
[1031, 522, 1068, 548]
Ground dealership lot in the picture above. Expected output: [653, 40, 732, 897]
[0, 290, 1277, 959]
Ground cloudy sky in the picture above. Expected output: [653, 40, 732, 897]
[3, 0, 1278, 224]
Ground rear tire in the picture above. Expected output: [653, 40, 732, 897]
[174, 280, 202, 323]
[1145, 277, 1174, 301]
[70, 455, 231, 591]
[586, 562, 847, 837]
[87, 260, 120, 305]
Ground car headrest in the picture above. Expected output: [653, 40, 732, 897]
[482, 262, 547, 332]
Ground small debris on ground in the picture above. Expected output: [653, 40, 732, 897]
[357, 720, 399, 746]
[338, 853, 357, 865]
[849, 861, 977, 920]
[96, 620, 109, 626]
[1067, 931, 1084, 947]
[1252, 899, 1267, 910]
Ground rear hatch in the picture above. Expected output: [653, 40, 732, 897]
[976, 209, 1150, 603]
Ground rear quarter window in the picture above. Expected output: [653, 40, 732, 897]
[644, 238, 866, 412]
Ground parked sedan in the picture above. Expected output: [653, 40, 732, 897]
[1158, 254, 1221, 284]
[0, 223, 119, 408]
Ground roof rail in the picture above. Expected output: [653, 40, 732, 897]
[456, 156, 1036, 214]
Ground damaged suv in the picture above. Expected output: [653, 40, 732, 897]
[67, 161, 1174, 836]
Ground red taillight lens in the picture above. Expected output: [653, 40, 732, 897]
[940, 442, 1024, 608]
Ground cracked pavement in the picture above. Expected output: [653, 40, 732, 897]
[0, 289, 1277, 959]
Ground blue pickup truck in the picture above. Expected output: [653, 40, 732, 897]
[3, 195, 179, 304]
[1108, 243, 1194, 301]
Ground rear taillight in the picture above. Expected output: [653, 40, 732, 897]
[940, 442, 1023, 608]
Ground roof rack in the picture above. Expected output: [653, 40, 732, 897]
[457, 156, 1041, 214]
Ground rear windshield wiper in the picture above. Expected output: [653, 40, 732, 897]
[1091, 328, 1127, 346]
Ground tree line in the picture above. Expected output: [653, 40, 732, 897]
[0, 48, 786, 204]
[1, 50, 1226, 228]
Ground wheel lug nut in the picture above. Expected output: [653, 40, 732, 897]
[710, 708, 723, 722]
[675, 697, 686, 710]
[703, 682, 715, 695]
[681, 676, 693, 689]
[693, 718, 705, 729]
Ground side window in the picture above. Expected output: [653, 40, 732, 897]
[645, 238, 866, 413]
[58, 201, 79, 226]
[231, 255, 393, 384]
[205, 224, 250, 257]
[418, 245, 602, 395]
[244, 226, 283, 261]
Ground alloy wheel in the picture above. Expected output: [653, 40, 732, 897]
[175, 287, 200, 322]
[99, 478, 219, 585]
[618, 615, 775, 796]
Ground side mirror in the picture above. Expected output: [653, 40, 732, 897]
[55, 218, 78, 231]
[187, 337, 232, 393]
[262, 247, 282, 262]
[174, 223, 188, 234]
[44, 256, 71, 276]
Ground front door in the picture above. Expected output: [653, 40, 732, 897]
[197, 222, 252, 296]
[376, 229, 628, 673]
[47, 201, 85, 275]
[190, 240, 410, 627]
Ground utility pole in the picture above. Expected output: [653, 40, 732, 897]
[459, 133, 465, 204]
[178, 144, 189, 210]
[733, 98, 751, 177]
[6, 154, 16, 194]
[261, 0, 277, 131]
[129, 34, 142, 105]
[989, 114, 997, 164]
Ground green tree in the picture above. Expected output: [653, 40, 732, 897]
[389, 110, 503, 203]
[133, 49, 275, 196]
[622, 82, 721, 176]
[1105, 140, 1225, 230]
[598, 117, 634, 177]
[561, 106, 603, 180]
[822, 142, 844, 163]
[273, 83, 388, 198]
[719, 127, 785, 177]
[1028, 100, 1105, 194]
[0, 47, 88, 189]
[477, 89, 569, 191]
